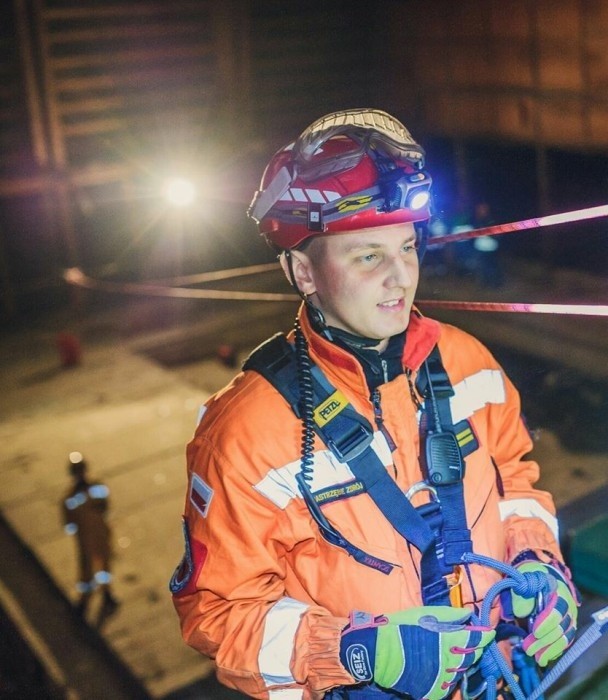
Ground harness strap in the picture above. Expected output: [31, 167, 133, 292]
[417, 347, 473, 570]
[243, 334, 469, 605]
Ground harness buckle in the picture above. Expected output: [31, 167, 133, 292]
[327, 423, 374, 463]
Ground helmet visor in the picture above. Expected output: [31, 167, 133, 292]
[293, 108, 425, 182]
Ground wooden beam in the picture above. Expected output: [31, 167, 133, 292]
[41, 1, 209, 21]
[49, 44, 213, 70]
[14, 0, 50, 168]
[48, 22, 203, 45]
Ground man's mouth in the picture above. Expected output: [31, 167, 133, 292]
[378, 298, 404, 309]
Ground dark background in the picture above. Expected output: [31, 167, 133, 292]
[0, 0, 607, 323]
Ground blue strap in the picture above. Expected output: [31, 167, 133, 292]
[417, 346, 473, 571]
[309, 367, 436, 557]
[310, 362, 452, 605]
[243, 335, 468, 605]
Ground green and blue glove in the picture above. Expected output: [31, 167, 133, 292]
[501, 558, 580, 667]
[339, 606, 495, 700]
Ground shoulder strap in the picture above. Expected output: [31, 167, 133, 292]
[417, 345, 473, 570]
[243, 333, 299, 404]
[244, 335, 437, 558]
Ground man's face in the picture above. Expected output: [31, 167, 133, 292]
[296, 223, 420, 350]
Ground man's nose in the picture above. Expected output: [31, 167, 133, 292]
[385, 255, 416, 287]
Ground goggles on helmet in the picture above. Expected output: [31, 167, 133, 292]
[294, 108, 426, 180]
[248, 108, 432, 247]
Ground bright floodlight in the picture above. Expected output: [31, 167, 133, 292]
[163, 177, 197, 207]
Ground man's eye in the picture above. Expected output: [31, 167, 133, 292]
[358, 253, 378, 263]
[402, 242, 416, 254]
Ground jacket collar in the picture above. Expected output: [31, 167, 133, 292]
[297, 303, 441, 396]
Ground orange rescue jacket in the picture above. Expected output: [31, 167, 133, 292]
[172, 306, 562, 699]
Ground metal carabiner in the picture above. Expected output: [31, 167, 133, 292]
[461, 666, 488, 700]
[404, 480, 438, 502]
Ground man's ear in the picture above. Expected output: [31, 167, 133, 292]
[279, 250, 316, 295]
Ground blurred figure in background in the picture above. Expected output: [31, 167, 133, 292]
[472, 201, 503, 288]
[62, 451, 119, 619]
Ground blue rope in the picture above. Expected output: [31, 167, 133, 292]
[462, 552, 550, 700]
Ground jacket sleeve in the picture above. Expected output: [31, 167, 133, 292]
[480, 347, 563, 564]
[171, 421, 354, 699]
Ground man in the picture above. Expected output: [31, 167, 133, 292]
[171, 109, 578, 699]
[62, 451, 118, 617]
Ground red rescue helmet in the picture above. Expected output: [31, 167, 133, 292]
[248, 108, 432, 250]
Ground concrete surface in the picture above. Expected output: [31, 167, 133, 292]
[0, 321, 215, 697]
[0, 256, 606, 698]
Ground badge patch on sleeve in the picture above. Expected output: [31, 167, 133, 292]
[190, 473, 214, 518]
[170, 518, 208, 596]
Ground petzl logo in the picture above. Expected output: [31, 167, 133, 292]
[345, 644, 373, 682]
[314, 390, 348, 427]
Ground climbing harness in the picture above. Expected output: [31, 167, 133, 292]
[243, 323, 472, 606]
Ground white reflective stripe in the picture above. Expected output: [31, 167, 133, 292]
[65, 492, 88, 510]
[196, 404, 207, 426]
[253, 432, 391, 509]
[499, 498, 559, 539]
[253, 459, 302, 509]
[305, 188, 326, 203]
[259, 598, 309, 687]
[251, 165, 292, 220]
[324, 190, 340, 201]
[290, 188, 305, 201]
[371, 430, 393, 465]
[449, 369, 506, 423]
[269, 689, 303, 699]
[94, 571, 112, 584]
[88, 484, 109, 499]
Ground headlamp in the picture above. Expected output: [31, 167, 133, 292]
[379, 168, 432, 215]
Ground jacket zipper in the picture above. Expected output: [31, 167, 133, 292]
[380, 358, 389, 383]
[371, 389, 398, 463]
[405, 368, 423, 412]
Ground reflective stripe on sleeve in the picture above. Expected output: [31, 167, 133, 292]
[450, 369, 506, 423]
[253, 432, 391, 509]
[258, 598, 309, 687]
[65, 492, 88, 510]
[269, 689, 304, 699]
[499, 498, 559, 539]
[88, 484, 109, 499]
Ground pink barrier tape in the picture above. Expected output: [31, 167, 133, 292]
[64, 268, 608, 316]
[427, 204, 608, 247]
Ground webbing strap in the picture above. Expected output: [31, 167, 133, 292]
[243, 334, 468, 604]
[417, 347, 473, 577]
[309, 367, 436, 556]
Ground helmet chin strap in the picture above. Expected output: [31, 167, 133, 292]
[283, 250, 332, 340]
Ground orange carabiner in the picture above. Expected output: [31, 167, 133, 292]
[447, 565, 463, 607]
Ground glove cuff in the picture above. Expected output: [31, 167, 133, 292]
[339, 612, 381, 683]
